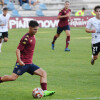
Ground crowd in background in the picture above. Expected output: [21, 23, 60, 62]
[0, 0, 40, 9]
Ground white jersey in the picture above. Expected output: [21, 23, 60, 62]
[0, 13, 10, 32]
[86, 17, 100, 44]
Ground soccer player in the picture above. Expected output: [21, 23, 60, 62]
[0, 7, 10, 53]
[86, 5, 100, 65]
[0, 20, 55, 97]
[51, 1, 71, 51]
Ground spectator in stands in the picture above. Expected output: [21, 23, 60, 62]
[19, 0, 28, 9]
[0, 0, 4, 8]
[75, 7, 86, 16]
[29, 0, 40, 7]
[91, 10, 96, 16]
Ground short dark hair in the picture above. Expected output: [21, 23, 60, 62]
[3, 7, 8, 11]
[65, 1, 70, 3]
[29, 20, 39, 27]
[82, 7, 86, 10]
[94, 5, 100, 11]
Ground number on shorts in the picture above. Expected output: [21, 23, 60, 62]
[93, 46, 98, 54]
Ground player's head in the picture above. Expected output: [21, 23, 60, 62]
[3, 7, 8, 16]
[64, 1, 70, 9]
[29, 20, 39, 35]
[82, 7, 86, 11]
[94, 5, 100, 17]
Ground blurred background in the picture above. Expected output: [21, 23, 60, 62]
[0, 0, 100, 17]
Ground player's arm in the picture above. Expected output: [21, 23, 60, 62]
[57, 9, 70, 19]
[68, 11, 71, 22]
[16, 37, 27, 66]
[57, 13, 70, 19]
[0, 24, 5, 26]
[85, 19, 96, 33]
[16, 49, 25, 66]
[85, 28, 96, 33]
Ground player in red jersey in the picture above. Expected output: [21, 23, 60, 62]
[52, 1, 71, 51]
[0, 20, 55, 97]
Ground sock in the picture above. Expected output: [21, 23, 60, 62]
[2, 39, 4, 43]
[0, 77, 3, 83]
[0, 40, 4, 52]
[66, 36, 70, 48]
[41, 83, 47, 91]
[52, 35, 57, 44]
[0, 43, 2, 51]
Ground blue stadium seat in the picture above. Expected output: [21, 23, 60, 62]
[12, 9, 20, 17]
[39, 3, 47, 10]
[22, 3, 31, 10]
[0, 10, 2, 14]
[36, 9, 44, 16]
[7, 2, 15, 10]
[4, 0, 9, 4]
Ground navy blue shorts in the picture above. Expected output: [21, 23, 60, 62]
[13, 63, 40, 75]
[57, 25, 70, 34]
[0, 32, 8, 39]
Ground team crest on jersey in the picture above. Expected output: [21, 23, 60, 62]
[23, 41, 26, 44]
[24, 38, 28, 41]
[26, 35, 29, 37]
[30, 40, 32, 42]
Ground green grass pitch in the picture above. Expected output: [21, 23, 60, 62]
[0, 27, 100, 100]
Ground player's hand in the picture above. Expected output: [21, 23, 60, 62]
[0, 24, 5, 26]
[92, 29, 96, 33]
[69, 18, 71, 22]
[18, 60, 25, 66]
[65, 13, 70, 17]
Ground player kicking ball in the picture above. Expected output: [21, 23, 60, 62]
[0, 20, 55, 97]
[86, 5, 100, 65]
[51, 1, 71, 51]
[0, 7, 10, 53]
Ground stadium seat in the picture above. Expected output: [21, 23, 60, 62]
[12, 9, 20, 17]
[39, 3, 47, 10]
[0, 10, 2, 14]
[36, 9, 44, 16]
[4, 0, 9, 4]
[7, 2, 15, 10]
[22, 3, 31, 10]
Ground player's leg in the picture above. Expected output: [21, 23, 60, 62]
[91, 43, 99, 65]
[0, 32, 8, 52]
[0, 39, 2, 53]
[91, 55, 98, 65]
[34, 68, 47, 89]
[64, 25, 71, 51]
[51, 26, 62, 50]
[34, 68, 55, 97]
[0, 73, 19, 83]
[4, 37, 8, 42]
[28, 64, 55, 97]
[3, 32, 8, 42]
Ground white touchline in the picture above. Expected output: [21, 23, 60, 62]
[76, 97, 100, 99]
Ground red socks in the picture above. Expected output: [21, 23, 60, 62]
[0, 77, 3, 83]
[66, 36, 70, 48]
[41, 83, 47, 91]
[52, 35, 57, 44]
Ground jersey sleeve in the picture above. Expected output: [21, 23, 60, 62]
[86, 19, 92, 29]
[17, 36, 29, 51]
[58, 10, 63, 16]
[69, 9, 71, 12]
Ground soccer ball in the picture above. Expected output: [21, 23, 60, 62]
[32, 88, 44, 98]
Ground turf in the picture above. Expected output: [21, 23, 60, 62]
[0, 27, 100, 100]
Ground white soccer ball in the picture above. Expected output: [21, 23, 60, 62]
[32, 88, 44, 98]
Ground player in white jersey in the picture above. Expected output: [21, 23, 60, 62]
[86, 5, 100, 65]
[0, 7, 10, 53]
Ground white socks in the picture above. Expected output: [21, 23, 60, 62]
[0, 43, 2, 53]
[0, 40, 4, 53]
